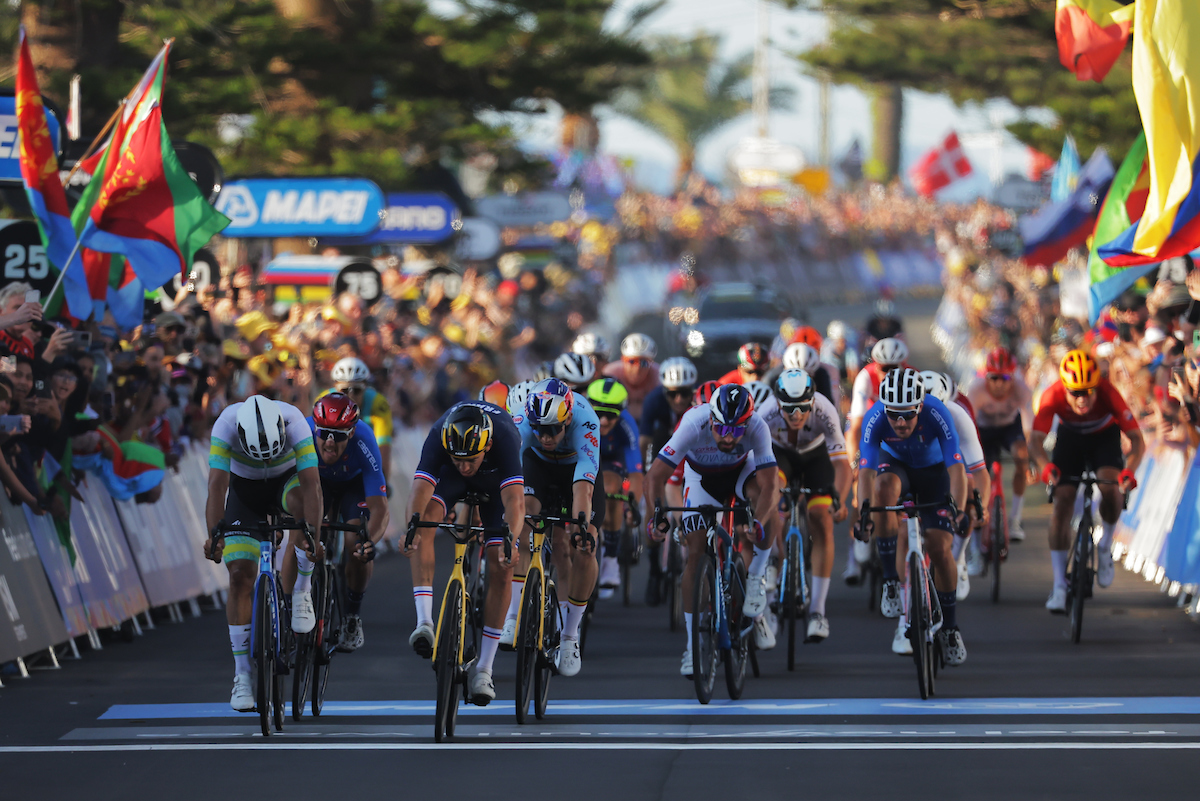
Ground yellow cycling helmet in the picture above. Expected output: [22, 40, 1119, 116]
[1059, 349, 1099, 391]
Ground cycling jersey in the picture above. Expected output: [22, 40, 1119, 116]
[319, 386, 393, 446]
[965, 376, 1033, 429]
[656, 405, 777, 477]
[416, 401, 524, 493]
[210, 400, 318, 478]
[859, 397, 965, 472]
[601, 361, 660, 420]
[307, 418, 387, 497]
[757, 393, 847, 460]
[1032, 379, 1138, 436]
[600, 410, 643, 473]
[848, 362, 910, 419]
[716, 368, 748, 385]
[942, 399, 986, 474]
[516, 392, 602, 484]
[640, 386, 683, 453]
[821, 340, 860, 383]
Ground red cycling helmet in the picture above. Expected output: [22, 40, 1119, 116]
[693, 380, 721, 406]
[790, 326, 823, 350]
[313, 392, 360, 431]
[737, 342, 769, 373]
[478, 380, 510, 407]
[985, 346, 1017, 376]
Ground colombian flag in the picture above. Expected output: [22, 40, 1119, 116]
[1086, 133, 1156, 322]
[1056, 0, 1135, 82]
[1098, 0, 1200, 267]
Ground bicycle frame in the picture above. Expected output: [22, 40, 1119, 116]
[249, 538, 283, 668]
[434, 538, 472, 666]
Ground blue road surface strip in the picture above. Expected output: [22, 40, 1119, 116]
[99, 697, 1200, 720]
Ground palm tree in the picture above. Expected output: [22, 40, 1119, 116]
[613, 33, 793, 185]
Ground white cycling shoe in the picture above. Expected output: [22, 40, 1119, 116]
[556, 636, 581, 677]
[409, 623, 435, 658]
[956, 563, 971, 601]
[881, 580, 902, 618]
[1009, 519, 1026, 542]
[966, 546, 985, 577]
[680, 649, 693, 678]
[231, 673, 254, 712]
[805, 612, 829, 643]
[338, 614, 364, 652]
[754, 615, 776, 650]
[498, 618, 517, 651]
[939, 628, 967, 666]
[1097, 548, 1115, 588]
[1045, 586, 1068, 614]
[842, 554, 863, 585]
[892, 620, 912, 655]
[291, 590, 315, 634]
[743, 572, 768, 617]
[468, 667, 495, 706]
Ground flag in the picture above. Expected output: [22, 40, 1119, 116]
[14, 27, 89, 319]
[1098, 0, 1200, 266]
[1019, 147, 1114, 267]
[77, 102, 229, 292]
[908, 132, 972, 198]
[1056, 0, 1135, 82]
[1050, 135, 1080, 202]
[1087, 132, 1153, 321]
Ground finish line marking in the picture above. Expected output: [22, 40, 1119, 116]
[98, 697, 1200, 721]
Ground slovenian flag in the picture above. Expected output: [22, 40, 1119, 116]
[1086, 133, 1155, 322]
[1019, 146, 1114, 267]
[1055, 0, 1135, 82]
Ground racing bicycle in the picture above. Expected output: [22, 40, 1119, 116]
[1049, 471, 1125, 644]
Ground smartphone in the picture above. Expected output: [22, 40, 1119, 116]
[25, 290, 39, 305]
[0, 415, 24, 433]
[73, 331, 92, 350]
[33, 379, 52, 399]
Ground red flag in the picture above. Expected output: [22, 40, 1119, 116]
[908, 132, 973, 197]
[1055, 0, 1134, 83]
[1029, 147, 1057, 181]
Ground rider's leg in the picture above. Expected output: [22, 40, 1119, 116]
[479, 542, 514, 674]
[598, 471, 623, 590]
[505, 493, 537, 630]
[1049, 483, 1078, 592]
[925, 526, 959, 628]
[680, 525, 707, 651]
[807, 498, 834, 616]
[873, 472, 903, 581]
[411, 497, 445, 629]
[1012, 439, 1030, 526]
[1096, 465, 1124, 551]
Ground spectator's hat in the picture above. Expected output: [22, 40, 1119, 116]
[222, 339, 251, 361]
[155, 311, 185, 331]
[1142, 327, 1168, 347]
[235, 310, 278, 342]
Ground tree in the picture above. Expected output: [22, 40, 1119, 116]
[796, 0, 1141, 163]
[613, 32, 794, 184]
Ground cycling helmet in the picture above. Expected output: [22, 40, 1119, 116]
[313, 392, 359, 431]
[507, 380, 536, 418]
[791, 326, 823, 350]
[441, 404, 494, 458]
[879, 367, 925, 409]
[710, 383, 755, 426]
[620, 332, 657, 360]
[1059, 349, 1099, 391]
[871, 337, 909, 367]
[782, 342, 822, 374]
[478, 380, 510, 407]
[526, 378, 575, 425]
[531, 360, 555, 382]
[236, 395, 288, 461]
[826, 320, 849, 342]
[585, 377, 629, 416]
[553, 352, 596, 386]
[572, 332, 611, 360]
[745, 380, 772, 407]
[919, 370, 954, 404]
[985, 346, 1017, 376]
[659, 357, 698, 389]
[774, 369, 816, 405]
[693, 380, 721, 406]
[874, 299, 896, 318]
[331, 357, 370, 384]
[737, 342, 769, 373]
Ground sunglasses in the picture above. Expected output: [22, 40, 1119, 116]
[316, 427, 351, 442]
[1068, 388, 1095, 398]
[339, 385, 366, 395]
[714, 424, 747, 438]
[885, 408, 920, 421]
[534, 423, 566, 437]
[596, 411, 620, 422]
[623, 358, 650, 368]
[665, 388, 693, 399]
[782, 403, 813, 415]
[987, 373, 1011, 382]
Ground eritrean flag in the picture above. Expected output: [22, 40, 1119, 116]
[1055, 0, 1135, 82]
[1086, 133, 1155, 322]
[1098, 0, 1200, 268]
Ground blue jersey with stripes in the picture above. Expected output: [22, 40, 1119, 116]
[858, 397, 964, 471]
[307, 418, 388, 497]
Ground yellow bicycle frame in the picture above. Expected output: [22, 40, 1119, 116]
[432, 539, 470, 666]
[514, 520, 550, 649]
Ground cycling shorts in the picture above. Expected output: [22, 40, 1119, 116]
[681, 457, 756, 534]
[322, 478, 370, 526]
[1051, 425, 1123, 486]
[978, 414, 1025, 467]
[522, 449, 605, 529]
[221, 469, 301, 563]
[430, 464, 510, 546]
[600, 460, 628, 479]
[875, 461, 955, 535]
[773, 444, 836, 500]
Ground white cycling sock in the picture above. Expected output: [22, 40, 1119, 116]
[1010, 493, 1024, 524]
[563, 596, 588, 639]
[1099, 520, 1116, 551]
[229, 624, 251, 675]
[1050, 550, 1069, 590]
[505, 578, 524, 623]
[413, 586, 434, 627]
[951, 533, 968, 561]
[479, 627, 502, 673]
[749, 545, 771, 577]
[294, 546, 314, 592]
[684, 612, 693, 651]
[559, 600, 569, 624]
[810, 577, 830, 617]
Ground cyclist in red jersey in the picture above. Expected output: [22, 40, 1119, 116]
[717, 342, 770, 385]
[1030, 350, 1144, 613]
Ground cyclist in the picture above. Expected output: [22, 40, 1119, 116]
[510, 378, 603, 677]
[203, 395, 323, 712]
[572, 332, 611, 375]
[554, 351, 597, 392]
[586, 378, 644, 599]
[403, 401, 525, 705]
[308, 393, 390, 651]
[758, 370, 851, 641]
[478, 380, 510, 408]
[644, 384, 780, 675]
[321, 357, 393, 490]
[863, 298, 904, 353]
[855, 368, 969, 664]
[602, 333, 660, 420]
[782, 342, 840, 409]
[966, 347, 1034, 544]
[717, 342, 770, 385]
[507, 380, 536, 420]
[1029, 350, 1143, 613]
[744, 380, 773, 408]
[822, 320, 860, 393]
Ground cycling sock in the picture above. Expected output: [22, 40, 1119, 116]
[684, 612, 693, 650]
[1010, 493, 1024, 524]
[1050, 551, 1068, 590]
[505, 577, 524, 622]
[294, 546, 314, 592]
[229, 624, 251, 675]
[346, 589, 365, 616]
[937, 590, 957, 629]
[951, 533, 968, 561]
[810, 576, 830, 616]
[563, 596, 589, 639]
[479, 627, 502, 673]
[749, 545, 771, 577]
[877, 537, 899, 581]
[413, 586, 434, 627]
[602, 529, 620, 558]
[1099, 520, 1116, 551]
[599, 556, 619, 585]
[559, 600, 570, 624]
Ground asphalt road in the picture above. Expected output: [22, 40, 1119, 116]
[3, 302, 1200, 798]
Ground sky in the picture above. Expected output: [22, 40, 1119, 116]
[503, 0, 1056, 199]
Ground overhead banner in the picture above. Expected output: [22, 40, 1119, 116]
[0, 92, 63, 185]
[215, 177, 385, 238]
[455, 217, 502, 261]
[322, 192, 458, 244]
[0, 495, 68, 663]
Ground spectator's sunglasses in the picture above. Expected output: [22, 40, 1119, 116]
[665, 387, 693, 399]
[714, 424, 746, 438]
[534, 423, 566, 437]
[316, 427, 351, 443]
[781, 402, 813, 416]
[885, 407, 920, 421]
[987, 373, 1011, 382]
[1068, 388, 1095, 399]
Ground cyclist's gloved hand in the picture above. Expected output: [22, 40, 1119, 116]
[1119, 468, 1138, 492]
[853, 509, 872, 543]
[649, 506, 670, 540]
[354, 538, 376, 563]
[1040, 463, 1061, 486]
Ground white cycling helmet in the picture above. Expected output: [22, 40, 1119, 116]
[572, 332, 611, 360]
[871, 337, 908, 367]
[331, 357, 370, 384]
[531, 361, 555, 382]
[620, 332, 657, 360]
[774, 369, 816, 405]
[659, 357, 698, 389]
[507, 380, 537, 418]
[919, 370, 955, 404]
[879, 367, 925, 409]
[553, 352, 596, 386]
[236, 395, 288, 461]
[744, 380, 772, 408]
[827, 320, 849, 342]
[782, 342, 822, 374]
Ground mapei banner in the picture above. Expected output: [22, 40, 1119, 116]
[215, 177, 385, 238]
[0, 93, 63, 185]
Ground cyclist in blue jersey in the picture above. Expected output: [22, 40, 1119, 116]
[854, 367, 969, 665]
[585, 378, 644, 599]
[308, 393, 390, 652]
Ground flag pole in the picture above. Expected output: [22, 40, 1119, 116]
[60, 101, 123, 189]
[43, 239, 85, 315]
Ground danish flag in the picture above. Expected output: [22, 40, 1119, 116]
[908, 132, 973, 197]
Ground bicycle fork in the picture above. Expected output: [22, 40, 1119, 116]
[250, 540, 281, 663]
[901, 517, 941, 639]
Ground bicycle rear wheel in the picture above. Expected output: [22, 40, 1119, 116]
[724, 552, 749, 700]
[253, 580, 274, 736]
[868, 559, 883, 614]
[990, 495, 1005, 604]
[691, 555, 718, 704]
[1069, 518, 1090, 644]
[515, 568, 542, 724]
[534, 579, 559, 720]
[784, 533, 800, 670]
[908, 554, 930, 700]
[434, 582, 463, 742]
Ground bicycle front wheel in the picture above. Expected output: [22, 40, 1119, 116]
[908, 553, 930, 700]
[1069, 519, 1090, 644]
[434, 581, 463, 742]
[515, 568, 542, 724]
[724, 555, 749, 700]
[784, 534, 800, 671]
[667, 536, 684, 632]
[253, 580, 275, 736]
[990, 495, 1005, 604]
[534, 579, 559, 720]
[311, 565, 337, 717]
[691, 555, 718, 704]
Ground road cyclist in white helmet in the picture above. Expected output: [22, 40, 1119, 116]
[553, 351, 597, 392]
[602, 333, 660, 420]
[572, 332, 612, 374]
[322, 356, 393, 490]
[782, 342, 841, 410]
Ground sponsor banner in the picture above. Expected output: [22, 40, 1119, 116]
[114, 487, 205, 608]
[0, 93, 63, 185]
[476, 191, 572, 227]
[160, 448, 227, 596]
[322, 192, 458, 245]
[215, 177, 385, 238]
[1163, 452, 1200, 586]
[70, 477, 149, 628]
[0, 493, 68, 663]
[23, 504, 88, 637]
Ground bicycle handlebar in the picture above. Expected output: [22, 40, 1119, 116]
[1047, 475, 1128, 509]
[208, 518, 315, 564]
[780, 485, 842, 513]
[404, 514, 513, 560]
[525, 511, 595, 552]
